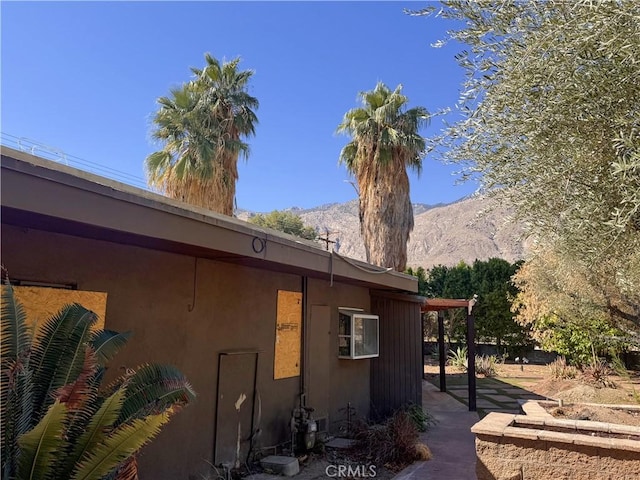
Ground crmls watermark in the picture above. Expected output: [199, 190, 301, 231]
[325, 464, 377, 478]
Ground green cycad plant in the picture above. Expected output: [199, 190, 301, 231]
[1, 284, 196, 480]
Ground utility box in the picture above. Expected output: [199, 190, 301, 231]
[338, 308, 379, 359]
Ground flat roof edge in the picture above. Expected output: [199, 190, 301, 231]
[1, 147, 418, 292]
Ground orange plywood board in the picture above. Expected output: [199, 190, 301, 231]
[3, 285, 107, 330]
[273, 290, 302, 379]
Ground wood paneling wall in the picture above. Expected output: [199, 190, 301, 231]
[370, 293, 423, 420]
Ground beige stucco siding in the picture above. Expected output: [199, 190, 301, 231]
[1, 224, 374, 479]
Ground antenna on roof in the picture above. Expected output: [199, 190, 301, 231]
[317, 225, 339, 251]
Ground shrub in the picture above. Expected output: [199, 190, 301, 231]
[354, 411, 421, 470]
[547, 356, 578, 380]
[447, 346, 468, 370]
[475, 355, 498, 377]
[582, 358, 614, 388]
[1, 283, 195, 479]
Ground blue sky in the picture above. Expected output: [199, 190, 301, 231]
[2, 1, 475, 212]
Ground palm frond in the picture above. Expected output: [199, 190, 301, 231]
[69, 412, 169, 480]
[146, 53, 258, 215]
[117, 364, 195, 426]
[1, 283, 31, 362]
[144, 151, 173, 184]
[30, 304, 97, 421]
[68, 389, 125, 474]
[2, 285, 34, 477]
[336, 81, 428, 271]
[2, 358, 34, 479]
[339, 142, 359, 172]
[54, 348, 98, 410]
[17, 400, 67, 480]
[90, 330, 131, 366]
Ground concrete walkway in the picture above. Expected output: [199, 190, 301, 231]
[393, 381, 479, 480]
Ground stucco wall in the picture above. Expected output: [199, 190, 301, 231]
[306, 278, 371, 432]
[2, 224, 373, 479]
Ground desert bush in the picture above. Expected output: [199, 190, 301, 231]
[475, 355, 498, 377]
[582, 358, 614, 388]
[547, 356, 578, 380]
[354, 411, 423, 470]
[447, 346, 468, 370]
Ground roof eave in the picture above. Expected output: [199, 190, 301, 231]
[1, 147, 418, 293]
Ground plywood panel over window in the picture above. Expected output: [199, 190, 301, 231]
[3, 285, 107, 330]
[274, 290, 302, 379]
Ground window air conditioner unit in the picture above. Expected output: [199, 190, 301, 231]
[338, 308, 379, 359]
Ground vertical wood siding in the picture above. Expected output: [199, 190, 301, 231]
[370, 294, 422, 420]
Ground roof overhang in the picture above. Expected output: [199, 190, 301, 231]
[1, 147, 417, 293]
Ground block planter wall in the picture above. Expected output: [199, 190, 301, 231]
[472, 412, 640, 480]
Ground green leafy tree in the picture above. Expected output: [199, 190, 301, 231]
[1, 284, 195, 480]
[471, 259, 530, 351]
[534, 314, 625, 367]
[419, 259, 531, 349]
[420, 262, 472, 343]
[513, 246, 633, 365]
[248, 210, 317, 240]
[405, 266, 428, 296]
[146, 53, 259, 216]
[337, 82, 429, 271]
[418, 1, 640, 330]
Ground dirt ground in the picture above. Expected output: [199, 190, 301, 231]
[426, 361, 640, 399]
[546, 403, 640, 427]
[424, 360, 640, 425]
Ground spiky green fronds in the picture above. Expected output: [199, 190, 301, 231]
[1, 283, 31, 364]
[29, 304, 97, 422]
[17, 401, 67, 480]
[117, 364, 196, 426]
[2, 290, 195, 480]
[337, 82, 428, 175]
[66, 389, 125, 475]
[1, 284, 34, 478]
[90, 330, 130, 367]
[69, 412, 170, 480]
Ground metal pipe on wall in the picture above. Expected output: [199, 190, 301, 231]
[301, 276, 309, 398]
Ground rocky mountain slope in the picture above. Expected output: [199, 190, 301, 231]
[240, 196, 529, 268]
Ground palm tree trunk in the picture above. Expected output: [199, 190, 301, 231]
[357, 153, 414, 271]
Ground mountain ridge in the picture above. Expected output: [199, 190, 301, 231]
[238, 196, 528, 268]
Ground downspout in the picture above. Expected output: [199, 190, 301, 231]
[301, 276, 309, 399]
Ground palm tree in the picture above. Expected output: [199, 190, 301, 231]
[1, 283, 195, 480]
[145, 53, 259, 215]
[337, 82, 429, 271]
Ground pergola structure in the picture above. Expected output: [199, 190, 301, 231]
[422, 297, 478, 411]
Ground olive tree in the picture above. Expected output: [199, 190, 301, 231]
[416, 1, 640, 330]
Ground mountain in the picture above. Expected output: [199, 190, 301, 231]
[238, 196, 529, 268]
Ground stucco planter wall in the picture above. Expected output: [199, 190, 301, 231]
[472, 408, 640, 480]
